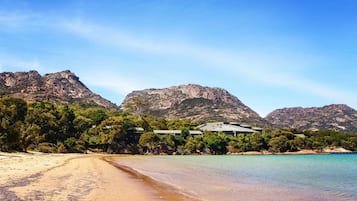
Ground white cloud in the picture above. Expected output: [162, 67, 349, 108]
[81, 71, 151, 96]
[61, 20, 193, 56]
[0, 55, 42, 72]
[0, 12, 28, 27]
[258, 72, 357, 104]
[1, 13, 356, 109]
[60, 20, 300, 75]
[0, 11, 42, 30]
[60, 19, 357, 108]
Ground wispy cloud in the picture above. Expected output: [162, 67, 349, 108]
[59, 20, 304, 78]
[0, 11, 43, 31]
[1, 12, 356, 109]
[0, 12, 28, 27]
[0, 55, 42, 72]
[61, 19, 199, 56]
[81, 71, 152, 96]
[60, 19, 357, 106]
[258, 72, 357, 104]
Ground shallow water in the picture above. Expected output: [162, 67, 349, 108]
[114, 154, 357, 201]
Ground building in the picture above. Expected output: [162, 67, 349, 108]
[153, 130, 203, 136]
[152, 122, 262, 137]
[127, 127, 145, 134]
[197, 122, 262, 136]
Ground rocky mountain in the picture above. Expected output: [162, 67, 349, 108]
[265, 104, 357, 132]
[0, 70, 117, 109]
[120, 84, 265, 125]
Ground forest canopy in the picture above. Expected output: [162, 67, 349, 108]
[1, 97, 357, 154]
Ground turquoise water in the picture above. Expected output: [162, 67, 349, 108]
[115, 154, 357, 201]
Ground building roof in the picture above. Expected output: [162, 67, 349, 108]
[153, 130, 203, 135]
[154, 130, 181, 135]
[294, 134, 306, 138]
[189, 130, 203, 135]
[197, 122, 256, 133]
[127, 127, 144, 133]
[252, 127, 263, 131]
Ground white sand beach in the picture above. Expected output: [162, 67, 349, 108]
[0, 152, 189, 201]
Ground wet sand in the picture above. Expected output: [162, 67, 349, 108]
[0, 152, 190, 201]
[103, 156, 199, 201]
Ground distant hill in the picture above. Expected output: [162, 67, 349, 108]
[120, 84, 266, 125]
[0, 70, 117, 109]
[265, 104, 357, 132]
[3, 70, 357, 132]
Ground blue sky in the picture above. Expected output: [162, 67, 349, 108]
[1, 0, 357, 117]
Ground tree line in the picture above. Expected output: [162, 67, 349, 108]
[1, 97, 357, 154]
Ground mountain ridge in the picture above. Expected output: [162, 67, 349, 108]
[1, 70, 357, 132]
[121, 84, 266, 125]
[0, 70, 117, 109]
[265, 104, 357, 132]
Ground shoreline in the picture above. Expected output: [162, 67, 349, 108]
[102, 156, 200, 201]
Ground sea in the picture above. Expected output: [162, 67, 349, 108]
[113, 154, 357, 201]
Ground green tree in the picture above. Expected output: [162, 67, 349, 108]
[139, 131, 159, 153]
[185, 136, 204, 153]
[26, 101, 60, 144]
[123, 97, 146, 119]
[98, 116, 127, 153]
[268, 135, 289, 153]
[249, 132, 264, 151]
[58, 105, 76, 140]
[236, 134, 250, 152]
[0, 97, 27, 151]
[342, 137, 357, 151]
[159, 134, 176, 154]
[203, 133, 227, 154]
[64, 137, 86, 153]
[167, 119, 197, 130]
[74, 115, 93, 136]
[21, 124, 41, 152]
[181, 128, 190, 138]
[88, 109, 107, 125]
[291, 136, 306, 151]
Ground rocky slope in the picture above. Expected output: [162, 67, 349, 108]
[265, 104, 357, 132]
[120, 84, 265, 125]
[0, 70, 117, 109]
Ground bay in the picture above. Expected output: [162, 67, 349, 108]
[114, 154, 357, 201]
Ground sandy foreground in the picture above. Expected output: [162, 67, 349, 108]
[0, 152, 190, 201]
[2, 151, 352, 201]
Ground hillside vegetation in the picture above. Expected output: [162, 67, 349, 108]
[1, 97, 357, 154]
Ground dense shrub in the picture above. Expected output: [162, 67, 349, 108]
[38, 143, 57, 153]
[1, 97, 357, 154]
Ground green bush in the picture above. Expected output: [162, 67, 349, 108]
[38, 143, 57, 153]
[64, 137, 86, 153]
[57, 142, 68, 153]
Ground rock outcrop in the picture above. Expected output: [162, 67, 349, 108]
[121, 84, 265, 125]
[265, 104, 357, 132]
[0, 70, 117, 109]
